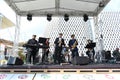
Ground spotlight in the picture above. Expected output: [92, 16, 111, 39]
[83, 14, 88, 22]
[27, 14, 32, 21]
[64, 14, 69, 22]
[47, 14, 52, 21]
[99, 1, 104, 7]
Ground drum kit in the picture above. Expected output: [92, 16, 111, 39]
[46, 47, 71, 64]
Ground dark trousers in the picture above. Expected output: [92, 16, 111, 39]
[42, 49, 49, 63]
[26, 50, 37, 64]
[54, 47, 62, 64]
[86, 49, 95, 61]
[71, 50, 79, 59]
[71, 47, 79, 59]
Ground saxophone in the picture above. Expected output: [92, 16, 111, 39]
[71, 40, 77, 50]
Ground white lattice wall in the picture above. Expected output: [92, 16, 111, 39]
[44, 17, 92, 55]
[44, 12, 120, 55]
[96, 12, 120, 52]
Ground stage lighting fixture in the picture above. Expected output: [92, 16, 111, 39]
[83, 14, 88, 22]
[99, 1, 104, 7]
[47, 14, 52, 21]
[64, 14, 69, 22]
[27, 14, 32, 21]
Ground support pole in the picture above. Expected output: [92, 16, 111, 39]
[0, 14, 3, 52]
[89, 17, 96, 42]
[12, 14, 21, 57]
[93, 16, 104, 62]
[0, 13, 2, 29]
[83, 18, 95, 41]
[93, 16, 104, 51]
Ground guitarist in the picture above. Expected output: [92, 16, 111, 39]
[68, 34, 79, 59]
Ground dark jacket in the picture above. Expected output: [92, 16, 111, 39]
[54, 37, 65, 48]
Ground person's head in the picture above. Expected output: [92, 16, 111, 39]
[46, 38, 50, 41]
[87, 39, 92, 43]
[59, 33, 63, 38]
[32, 35, 36, 39]
[116, 48, 119, 51]
[71, 34, 75, 39]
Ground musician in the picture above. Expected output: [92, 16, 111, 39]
[41, 38, 50, 63]
[68, 34, 79, 59]
[85, 39, 95, 62]
[112, 48, 120, 61]
[26, 35, 39, 64]
[54, 33, 65, 64]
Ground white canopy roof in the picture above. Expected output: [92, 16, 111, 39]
[5, 0, 110, 16]
[0, 14, 15, 29]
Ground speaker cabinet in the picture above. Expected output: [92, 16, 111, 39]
[72, 56, 90, 65]
[7, 56, 24, 65]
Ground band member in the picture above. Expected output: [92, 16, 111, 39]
[68, 34, 79, 59]
[54, 33, 65, 64]
[85, 39, 95, 62]
[112, 48, 120, 61]
[41, 38, 50, 63]
[26, 35, 39, 64]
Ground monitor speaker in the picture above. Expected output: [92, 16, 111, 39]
[7, 56, 24, 65]
[72, 56, 90, 65]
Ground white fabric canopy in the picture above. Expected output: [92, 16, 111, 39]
[0, 14, 15, 29]
[5, 0, 110, 16]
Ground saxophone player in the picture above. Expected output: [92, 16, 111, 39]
[54, 33, 65, 64]
[68, 34, 79, 59]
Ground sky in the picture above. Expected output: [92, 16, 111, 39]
[0, 0, 120, 42]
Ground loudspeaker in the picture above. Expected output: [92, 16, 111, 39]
[27, 14, 32, 21]
[64, 14, 69, 22]
[47, 14, 52, 21]
[83, 14, 88, 22]
[7, 56, 24, 65]
[72, 56, 90, 65]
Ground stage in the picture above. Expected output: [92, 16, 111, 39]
[0, 63, 120, 73]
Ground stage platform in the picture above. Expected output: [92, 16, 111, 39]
[0, 63, 120, 73]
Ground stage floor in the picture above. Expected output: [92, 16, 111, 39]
[1, 63, 120, 73]
[0, 63, 120, 69]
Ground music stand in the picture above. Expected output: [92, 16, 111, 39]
[38, 37, 47, 44]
